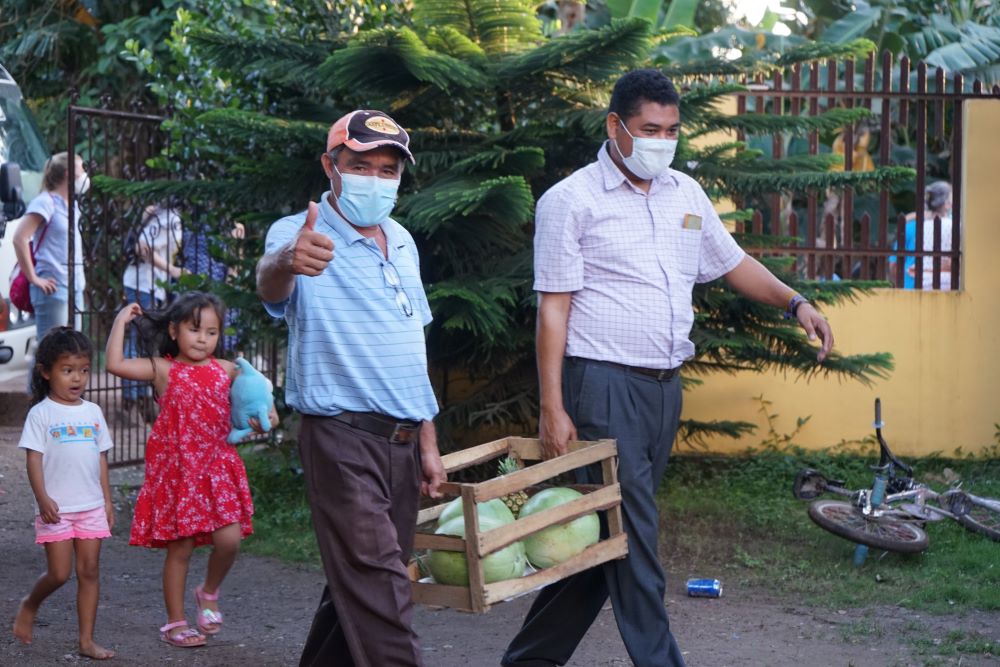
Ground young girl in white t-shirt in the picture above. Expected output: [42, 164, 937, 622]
[13, 327, 115, 661]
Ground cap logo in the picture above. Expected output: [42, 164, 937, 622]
[364, 116, 400, 135]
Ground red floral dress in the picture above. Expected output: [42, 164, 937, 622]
[130, 358, 254, 548]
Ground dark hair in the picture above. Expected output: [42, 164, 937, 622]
[925, 181, 951, 214]
[30, 327, 93, 406]
[132, 291, 227, 360]
[609, 69, 680, 121]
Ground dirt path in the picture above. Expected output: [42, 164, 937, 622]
[1, 426, 996, 666]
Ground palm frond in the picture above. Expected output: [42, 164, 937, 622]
[496, 18, 651, 84]
[317, 26, 487, 96]
[413, 0, 542, 54]
[187, 28, 331, 90]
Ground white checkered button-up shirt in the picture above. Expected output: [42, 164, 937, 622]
[534, 143, 745, 369]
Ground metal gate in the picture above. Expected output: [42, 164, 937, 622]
[65, 100, 281, 465]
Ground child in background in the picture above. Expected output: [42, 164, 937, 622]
[12, 327, 115, 661]
[105, 291, 261, 648]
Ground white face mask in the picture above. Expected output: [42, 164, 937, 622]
[74, 173, 90, 195]
[332, 167, 400, 228]
[613, 119, 677, 180]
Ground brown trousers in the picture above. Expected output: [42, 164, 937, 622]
[297, 415, 423, 667]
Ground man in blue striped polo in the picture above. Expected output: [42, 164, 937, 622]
[257, 109, 445, 667]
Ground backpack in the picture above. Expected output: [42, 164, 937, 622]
[8, 219, 50, 314]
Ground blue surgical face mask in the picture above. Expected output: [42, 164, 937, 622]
[613, 119, 677, 180]
[332, 167, 400, 227]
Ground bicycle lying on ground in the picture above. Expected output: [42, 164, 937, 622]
[793, 398, 1000, 565]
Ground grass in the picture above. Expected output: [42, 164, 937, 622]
[659, 443, 1000, 615]
[238, 436, 1000, 619]
[240, 447, 319, 564]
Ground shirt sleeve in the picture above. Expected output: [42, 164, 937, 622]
[261, 213, 306, 318]
[17, 407, 48, 454]
[95, 408, 113, 453]
[695, 189, 745, 283]
[25, 192, 55, 228]
[533, 187, 584, 293]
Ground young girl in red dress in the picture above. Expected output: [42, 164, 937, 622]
[106, 291, 267, 648]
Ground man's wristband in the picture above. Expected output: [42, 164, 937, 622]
[785, 293, 808, 319]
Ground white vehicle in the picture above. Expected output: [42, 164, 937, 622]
[0, 63, 49, 385]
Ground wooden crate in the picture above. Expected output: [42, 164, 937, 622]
[407, 436, 627, 613]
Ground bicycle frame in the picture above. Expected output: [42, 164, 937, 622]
[794, 398, 1000, 558]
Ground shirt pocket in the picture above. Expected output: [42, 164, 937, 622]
[663, 227, 703, 277]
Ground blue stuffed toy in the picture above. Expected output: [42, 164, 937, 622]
[228, 357, 275, 444]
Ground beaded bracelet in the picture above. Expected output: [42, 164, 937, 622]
[784, 293, 808, 319]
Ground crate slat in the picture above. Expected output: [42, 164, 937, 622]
[481, 533, 629, 606]
[413, 533, 465, 551]
[473, 440, 617, 502]
[476, 483, 622, 556]
[439, 437, 511, 472]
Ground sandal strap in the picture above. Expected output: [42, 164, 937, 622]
[160, 620, 190, 633]
[164, 626, 204, 641]
[195, 585, 220, 602]
[199, 608, 223, 624]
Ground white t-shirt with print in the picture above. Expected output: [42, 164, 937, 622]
[18, 398, 113, 513]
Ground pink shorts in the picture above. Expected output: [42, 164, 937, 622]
[35, 506, 111, 544]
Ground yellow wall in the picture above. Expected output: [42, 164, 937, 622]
[684, 99, 1000, 457]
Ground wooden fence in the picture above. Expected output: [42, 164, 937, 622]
[733, 51, 1000, 290]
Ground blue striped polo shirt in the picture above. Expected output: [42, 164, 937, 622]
[262, 193, 439, 421]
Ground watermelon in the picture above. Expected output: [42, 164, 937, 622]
[437, 497, 516, 527]
[427, 515, 526, 586]
[518, 487, 599, 569]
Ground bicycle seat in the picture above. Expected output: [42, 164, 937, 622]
[793, 469, 844, 500]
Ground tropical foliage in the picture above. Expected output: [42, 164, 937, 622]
[0, 0, 176, 146]
[8, 0, 903, 449]
[804, 0, 1000, 83]
[91, 0, 898, 450]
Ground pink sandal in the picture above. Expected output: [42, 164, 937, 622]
[159, 620, 206, 648]
[194, 584, 223, 635]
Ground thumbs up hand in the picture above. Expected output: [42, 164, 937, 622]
[290, 202, 335, 276]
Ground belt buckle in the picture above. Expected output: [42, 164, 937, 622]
[389, 423, 411, 444]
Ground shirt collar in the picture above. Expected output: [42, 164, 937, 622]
[596, 141, 679, 192]
[318, 191, 364, 244]
[317, 191, 406, 252]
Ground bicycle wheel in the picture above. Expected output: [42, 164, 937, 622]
[948, 493, 1000, 542]
[808, 499, 929, 553]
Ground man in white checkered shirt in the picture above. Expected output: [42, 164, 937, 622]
[502, 70, 833, 667]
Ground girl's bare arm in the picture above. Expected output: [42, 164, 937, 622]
[100, 451, 114, 530]
[26, 450, 59, 523]
[105, 304, 158, 381]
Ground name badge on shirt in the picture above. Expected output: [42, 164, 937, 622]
[683, 213, 702, 230]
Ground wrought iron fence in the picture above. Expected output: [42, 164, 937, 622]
[732, 52, 1000, 290]
[65, 100, 281, 465]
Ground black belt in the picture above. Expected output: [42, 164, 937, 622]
[331, 411, 421, 444]
[568, 357, 681, 381]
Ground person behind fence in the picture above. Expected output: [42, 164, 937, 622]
[501, 69, 835, 667]
[890, 181, 953, 290]
[11, 152, 87, 341]
[256, 108, 445, 667]
[12, 327, 115, 661]
[182, 217, 245, 351]
[104, 291, 266, 649]
[121, 201, 185, 421]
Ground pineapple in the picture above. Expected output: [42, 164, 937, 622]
[498, 456, 529, 518]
